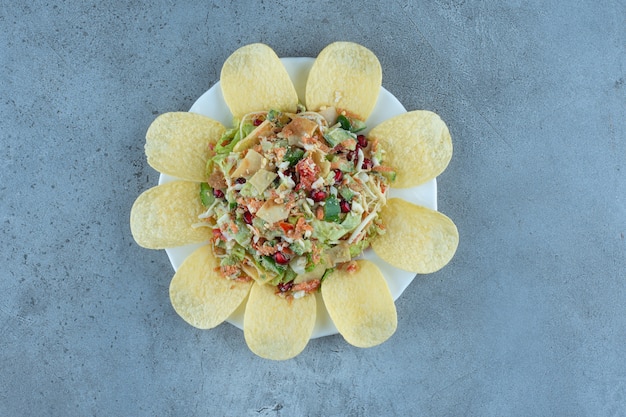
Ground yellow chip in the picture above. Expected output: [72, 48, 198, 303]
[305, 42, 382, 120]
[243, 284, 316, 360]
[169, 245, 252, 329]
[372, 198, 458, 273]
[145, 112, 225, 182]
[368, 110, 452, 188]
[321, 260, 397, 348]
[220, 43, 298, 119]
[232, 120, 273, 153]
[130, 181, 210, 249]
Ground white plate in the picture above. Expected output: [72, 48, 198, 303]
[159, 57, 437, 338]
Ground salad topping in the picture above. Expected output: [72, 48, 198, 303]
[197, 106, 396, 298]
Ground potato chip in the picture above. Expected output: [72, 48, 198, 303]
[305, 42, 382, 120]
[368, 110, 452, 188]
[130, 181, 210, 249]
[243, 284, 316, 360]
[372, 198, 458, 273]
[169, 245, 252, 329]
[220, 44, 298, 118]
[322, 260, 397, 348]
[145, 112, 225, 182]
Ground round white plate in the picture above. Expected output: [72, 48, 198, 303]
[159, 57, 437, 338]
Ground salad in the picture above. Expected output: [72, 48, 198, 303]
[197, 106, 396, 298]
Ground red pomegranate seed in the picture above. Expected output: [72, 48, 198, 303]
[277, 281, 293, 292]
[213, 189, 225, 198]
[243, 211, 253, 225]
[361, 158, 373, 170]
[310, 189, 327, 202]
[274, 251, 290, 265]
[340, 200, 351, 213]
[333, 169, 343, 183]
[253, 118, 263, 126]
[285, 168, 296, 181]
[356, 134, 368, 148]
[235, 177, 246, 184]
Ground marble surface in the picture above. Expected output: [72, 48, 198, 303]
[1, 1, 625, 416]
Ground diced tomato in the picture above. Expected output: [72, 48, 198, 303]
[278, 221, 295, 234]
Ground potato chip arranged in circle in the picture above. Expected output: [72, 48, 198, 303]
[169, 245, 252, 329]
[372, 198, 459, 274]
[220, 43, 298, 118]
[145, 112, 225, 182]
[322, 260, 397, 348]
[306, 41, 382, 120]
[368, 110, 452, 188]
[130, 181, 210, 249]
[244, 284, 316, 360]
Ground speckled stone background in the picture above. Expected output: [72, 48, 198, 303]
[1, 1, 625, 416]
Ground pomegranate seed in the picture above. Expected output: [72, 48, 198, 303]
[357, 134, 368, 148]
[340, 200, 351, 213]
[274, 251, 290, 265]
[235, 177, 246, 184]
[285, 168, 296, 180]
[277, 280, 293, 292]
[253, 118, 263, 126]
[361, 158, 373, 170]
[310, 189, 327, 202]
[333, 169, 343, 183]
[243, 211, 253, 225]
[213, 189, 225, 198]
[346, 150, 356, 161]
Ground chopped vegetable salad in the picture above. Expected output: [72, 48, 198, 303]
[197, 106, 396, 298]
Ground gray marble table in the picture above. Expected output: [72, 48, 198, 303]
[2, 1, 624, 416]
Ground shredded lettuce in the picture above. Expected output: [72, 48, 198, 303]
[233, 220, 252, 246]
[220, 245, 246, 266]
[341, 212, 362, 232]
[311, 219, 349, 242]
